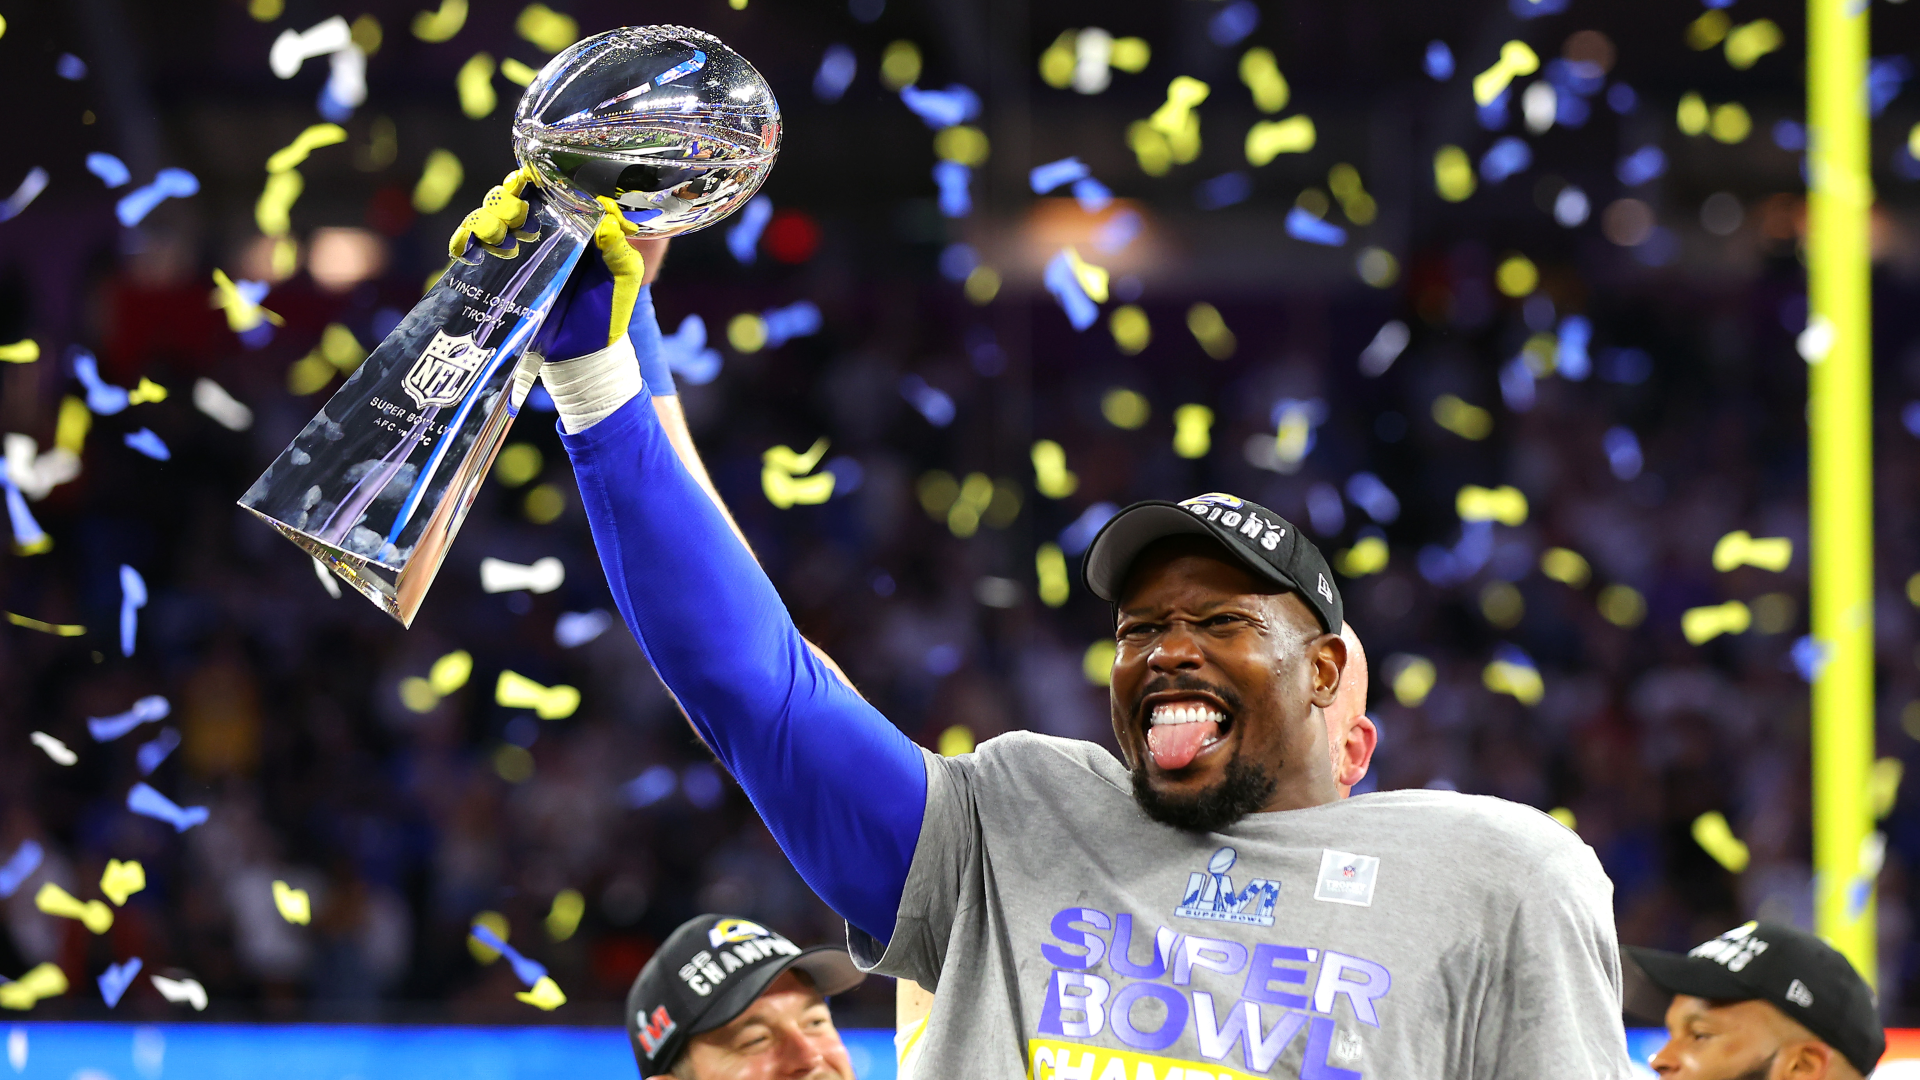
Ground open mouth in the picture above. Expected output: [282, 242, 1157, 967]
[1143, 695, 1233, 772]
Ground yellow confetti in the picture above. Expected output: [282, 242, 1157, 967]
[917, 471, 958, 519]
[1100, 388, 1149, 430]
[351, 14, 382, 54]
[35, 882, 113, 933]
[248, 0, 282, 21]
[398, 678, 438, 713]
[1063, 247, 1109, 302]
[6, 613, 85, 636]
[272, 880, 311, 924]
[496, 670, 581, 720]
[1328, 164, 1375, 225]
[500, 57, 539, 86]
[1682, 600, 1752, 645]
[1031, 440, 1078, 499]
[266, 123, 347, 174]
[127, 378, 167, 406]
[1494, 254, 1538, 298]
[1038, 31, 1075, 89]
[495, 743, 536, 781]
[100, 859, 146, 906]
[413, 0, 468, 41]
[1083, 640, 1117, 687]
[0, 339, 39, 363]
[1483, 657, 1543, 705]
[495, 444, 543, 487]
[405, 152, 463, 221]
[1709, 102, 1751, 144]
[1245, 115, 1315, 166]
[1432, 395, 1492, 440]
[516, 975, 567, 1010]
[56, 396, 90, 455]
[514, 4, 576, 52]
[1724, 19, 1782, 69]
[1151, 75, 1209, 134]
[1691, 810, 1750, 873]
[934, 125, 990, 166]
[728, 312, 768, 353]
[1389, 655, 1436, 707]
[1111, 37, 1150, 73]
[762, 438, 835, 508]
[469, 911, 509, 961]
[1597, 584, 1647, 628]
[1273, 401, 1312, 467]
[546, 889, 585, 941]
[1539, 547, 1591, 587]
[1238, 47, 1288, 113]
[255, 169, 303, 237]
[1172, 404, 1213, 460]
[945, 473, 993, 537]
[458, 52, 497, 118]
[211, 269, 284, 333]
[1874, 758, 1904, 819]
[1549, 807, 1578, 831]
[1336, 536, 1389, 577]
[0, 963, 68, 1011]
[1127, 120, 1173, 176]
[1457, 485, 1527, 525]
[1686, 10, 1731, 51]
[880, 40, 922, 90]
[1110, 305, 1150, 355]
[1480, 581, 1523, 628]
[1677, 92, 1710, 136]
[1712, 530, 1792, 572]
[1036, 543, 1069, 607]
[429, 649, 473, 694]
[1186, 302, 1235, 359]
[1433, 145, 1476, 202]
[1472, 40, 1539, 107]
[963, 265, 1000, 304]
[937, 725, 974, 757]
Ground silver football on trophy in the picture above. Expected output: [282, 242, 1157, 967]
[514, 25, 781, 236]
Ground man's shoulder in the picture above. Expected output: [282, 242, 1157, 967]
[1338, 788, 1596, 871]
[960, 730, 1131, 791]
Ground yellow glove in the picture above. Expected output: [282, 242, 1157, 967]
[590, 195, 644, 347]
[448, 167, 539, 259]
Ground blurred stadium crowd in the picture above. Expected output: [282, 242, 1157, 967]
[3, 0, 1920, 1029]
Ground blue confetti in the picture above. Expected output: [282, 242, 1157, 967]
[1902, 402, 1920, 438]
[1424, 41, 1455, 81]
[1030, 157, 1090, 195]
[124, 428, 170, 460]
[814, 44, 856, 102]
[115, 168, 199, 228]
[660, 314, 721, 385]
[1479, 137, 1532, 183]
[1058, 503, 1120, 557]
[761, 301, 823, 348]
[0, 167, 49, 223]
[56, 53, 89, 80]
[1072, 178, 1112, 213]
[1599, 347, 1653, 385]
[1500, 357, 1536, 411]
[3, 476, 48, 553]
[1477, 89, 1511, 131]
[1790, 636, 1833, 683]
[99, 958, 142, 1008]
[127, 782, 209, 833]
[899, 375, 955, 427]
[1616, 145, 1667, 187]
[825, 456, 863, 494]
[1510, 0, 1568, 17]
[1869, 56, 1911, 118]
[1555, 93, 1591, 128]
[1043, 250, 1099, 330]
[0, 840, 44, 898]
[681, 763, 724, 809]
[1345, 473, 1400, 524]
[1557, 315, 1592, 380]
[933, 161, 971, 218]
[726, 196, 772, 264]
[86, 153, 130, 189]
[137, 727, 181, 775]
[1606, 83, 1637, 114]
[554, 610, 613, 648]
[1284, 207, 1346, 246]
[1418, 520, 1493, 586]
[1773, 119, 1807, 151]
[1197, 172, 1253, 210]
[119, 564, 146, 658]
[73, 348, 130, 413]
[623, 764, 677, 808]
[938, 243, 978, 282]
[90, 695, 171, 742]
[1306, 483, 1346, 535]
[467, 922, 549, 988]
[1603, 427, 1643, 480]
[1207, 0, 1260, 46]
[900, 83, 980, 129]
[1545, 58, 1605, 99]
[1093, 209, 1143, 254]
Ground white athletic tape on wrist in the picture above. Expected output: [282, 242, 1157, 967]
[541, 335, 643, 435]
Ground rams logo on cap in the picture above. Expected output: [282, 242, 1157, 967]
[708, 918, 772, 948]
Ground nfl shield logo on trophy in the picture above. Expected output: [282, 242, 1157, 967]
[402, 330, 495, 409]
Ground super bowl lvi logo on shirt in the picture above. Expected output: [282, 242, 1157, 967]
[1174, 847, 1280, 926]
[402, 329, 495, 409]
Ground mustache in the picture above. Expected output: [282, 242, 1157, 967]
[1129, 674, 1244, 727]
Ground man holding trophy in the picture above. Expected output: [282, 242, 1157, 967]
[244, 25, 1631, 1077]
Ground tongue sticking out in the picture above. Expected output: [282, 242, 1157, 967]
[1148, 721, 1220, 771]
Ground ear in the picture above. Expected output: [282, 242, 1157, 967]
[1333, 713, 1378, 791]
[1777, 1039, 1837, 1079]
[1306, 632, 1346, 710]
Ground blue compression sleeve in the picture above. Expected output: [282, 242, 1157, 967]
[630, 286, 676, 396]
[560, 395, 924, 941]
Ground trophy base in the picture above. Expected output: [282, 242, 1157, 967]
[246, 508, 418, 626]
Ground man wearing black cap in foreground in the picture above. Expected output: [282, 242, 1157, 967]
[1626, 921, 1885, 1079]
[626, 914, 865, 1080]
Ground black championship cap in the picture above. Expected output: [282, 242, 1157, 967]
[1623, 921, 1885, 1075]
[1082, 493, 1343, 633]
[625, 914, 865, 1074]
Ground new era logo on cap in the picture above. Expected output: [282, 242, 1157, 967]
[1786, 979, 1814, 1008]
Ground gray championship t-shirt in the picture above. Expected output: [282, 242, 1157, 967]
[852, 732, 1632, 1079]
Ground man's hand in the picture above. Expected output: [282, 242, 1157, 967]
[448, 167, 538, 258]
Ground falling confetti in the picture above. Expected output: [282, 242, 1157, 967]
[210, 269, 283, 334]
[115, 168, 199, 227]
[479, 556, 565, 594]
[193, 378, 254, 431]
[0, 339, 37, 363]
[814, 44, 856, 102]
[1456, 485, 1528, 525]
[1044, 250, 1101, 330]
[413, 149, 465, 213]
[35, 882, 113, 934]
[30, 733, 76, 766]
[1172, 405, 1213, 459]
[762, 438, 836, 508]
[726, 196, 772, 263]
[1712, 531, 1792, 572]
[1540, 547, 1591, 587]
[98, 958, 142, 1009]
[0, 964, 68, 1011]
[457, 52, 497, 118]
[272, 880, 311, 924]
[545, 890, 585, 941]
[515, 3, 576, 52]
[1433, 146, 1476, 202]
[269, 16, 351, 78]
[1691, 811, 1750, 872]
[127, 783, 210, 833]
[0, 167, 48, 223]
[497, 670, 581, 720]
[1186, 303, 1236, 359]
[266, 123, 347, 173]
[123, 428, 170, 461]
[1472, 40, 1539, 107]
[1431, 394, 1492, 440]
[1031, 441, 1078, 499]
[1388, 655, 1436, 707]
[1682, 600, 1752, 645]
[1482, 647, 1543, 705]
[900, 84, 980, 129]
[1030, 156, 1090, 194]
[1245, 116, 1315, 165]
[1723, 19, 1782, 70]
[412, 0, 467, 42]
[119, 565, 147, 657]
[0, 842, 43, 898]
[1358, 320, 1410, 376]
[86, 152, 130, 188]
[136, 728, 180, 775]
[1036, 543, 1069, 607]
[1238, 48, 1288, 113]
[2, 477, 50, 554]
[1337, 536, 1390, 576]
[1424, 41, 1455, 81]
[151, 974, 207, 1011]
[1285, 207, 1346, 246]
[554, 610, 613, 648]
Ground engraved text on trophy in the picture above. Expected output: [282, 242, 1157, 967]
[402, 330, 496, 409]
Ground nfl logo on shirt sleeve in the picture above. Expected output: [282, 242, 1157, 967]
[1314, 849, 1380, 907]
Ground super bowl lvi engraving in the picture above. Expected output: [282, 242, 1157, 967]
[238, 25, 780, 626]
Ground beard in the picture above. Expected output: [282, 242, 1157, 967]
[1130, 750, 1278, 833]
[1722, 1052, 1776, 1080]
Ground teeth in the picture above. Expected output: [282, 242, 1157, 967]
[1149, 702, 1224, 726]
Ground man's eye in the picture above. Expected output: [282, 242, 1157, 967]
[1120, 623, 1156, 639]
[1203, 614, 1241, 628]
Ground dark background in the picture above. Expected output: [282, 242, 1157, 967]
[2, 0, 1920, 1028]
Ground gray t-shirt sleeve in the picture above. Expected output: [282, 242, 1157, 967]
[846, 746, 976, 988]
[1478, 836, 1632, 1078]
